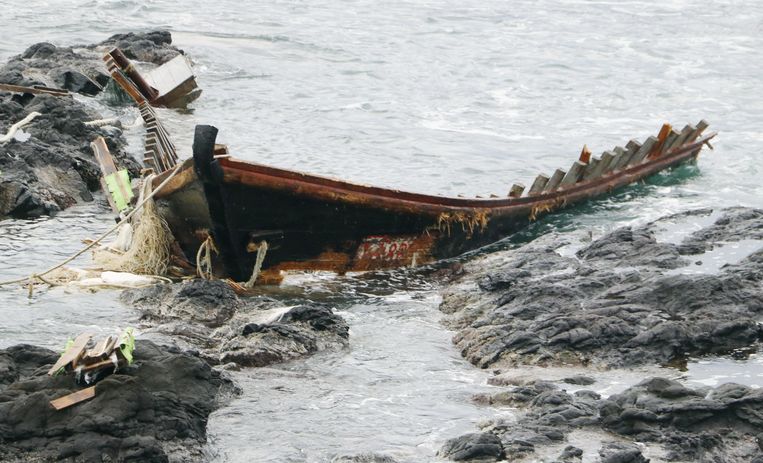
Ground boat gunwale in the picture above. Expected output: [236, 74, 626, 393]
[153, 133, 715, 214]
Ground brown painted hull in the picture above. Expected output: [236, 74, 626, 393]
[153, 125, 715, 281]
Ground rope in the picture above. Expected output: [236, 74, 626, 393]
[0, 112, 41, 144]
[84, 118, 121, 128]
[244, 241, 268, 288]
[195, 235, 217, 280]
[0, 163, 184, 287]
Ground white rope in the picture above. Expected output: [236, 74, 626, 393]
[84, 118, 121, 128]
[244, 241, 268, 288]
[0, 163, 184, 288]
[0, 111, 41, 144]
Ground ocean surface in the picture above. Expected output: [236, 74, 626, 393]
[0, 1, 761, 461]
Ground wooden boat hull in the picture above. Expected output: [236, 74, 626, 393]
[154, 125, 714, 282]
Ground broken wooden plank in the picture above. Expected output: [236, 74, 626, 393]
[0, 83, 70, 97]
[687, 119, 710, 143]
[50, 386, 96, 411]
[589, 150, 616, 178]
[528, 174, 549, 196]
[609, 146, 630, 171]
[48, 333, 92, 376]
[508, 183, 525, 198]
[582, 157, 601, 181]
[579, 145, 592, 164]
[628, 136, 658, 166]
[543, 169, 566, 192]
[650, 123, 672, 158]
[659, 129, 680, 155]
[560, 161, 586, 186]
[619, 139, 642, 167]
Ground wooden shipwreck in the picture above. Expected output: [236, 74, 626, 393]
[150, 122, 715, 283]
[105, 54, 716, 283]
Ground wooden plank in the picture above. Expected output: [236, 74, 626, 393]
[508, 183, 525, 198]
[650, 123, 672, 158]
[687, 119, 709, 143]
[609, 146, 630, 171]
[659, 129, 680, 155]
[620, 139, 642, 167]
[629, 136, 658, 166]
[527, 174, 549, 196]
[588, 150, 615, 178]
[47, 333, 92, 376]
[579, 145, 591, 163]
[560, 161, 586, 186]
[50, 386, 96, 411]
[0, 83, 70, 97]
[543, 169, 566, 192]
[582, 157, 601, 181]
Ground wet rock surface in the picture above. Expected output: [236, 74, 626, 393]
[121, 279, 350, 367]
[443, 377, 762, 461]
[0, 340, 237, 462]
[0, 31, 182, 219]
[440, 207, 763, 370]
[439, 207, 763, 462]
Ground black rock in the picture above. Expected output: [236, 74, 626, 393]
[439, 432, 504, 461]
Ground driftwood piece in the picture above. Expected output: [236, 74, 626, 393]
[50, 386, 96, 411]
[543, 169, 566, 192]
[0, 83, 70, 97]
[528, 174, 549, 196]
[508, 183, 525, 198]
[47, 333, 93, 376]
[561, 161, 586, 186]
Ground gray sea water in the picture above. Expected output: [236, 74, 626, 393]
[1, 1, 762, 461]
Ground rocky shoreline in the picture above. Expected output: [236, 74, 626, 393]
[438, 207, 763, 461]
[0, 31, 181, 219]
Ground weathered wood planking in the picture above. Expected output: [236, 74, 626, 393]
[47, 333, 92, 376]
[629, 136, 658, 166]
[50, 386, 96, 411]
[620, 139, 642, 167]
[582, 157, 601, 181]
[579, 145, 592, 163]
[527, 174, 549, 196]
[609, 146, 629, 171]
[0, 83, 70, 97]
[659, 129, 680, 156]
[688, 120, 709, 143]
[650, 123, 673, 158]
[560, 161, 586, 186]
[588, 150, 615, 178]
[508, 183, 525, 198]
[543, 169, 566, 192]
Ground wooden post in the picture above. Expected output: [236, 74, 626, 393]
[609, 146, 629, 171]
[671, 124, 695, 151]
[619, 139, 641, 167]
[650, 123, 672, 158]
[508, 183, 525, 198]
[659, 129, 680, 155]
[528, 174, 549, 196]
[560, 161, 586, 186]
[687, 120, 709, 143]
[588, 150, 615, 178]
[582, 157, 601, 181]
[579, 145, 592, 163]
[543, 169, 566, 192]
[629, 136, 658, 166]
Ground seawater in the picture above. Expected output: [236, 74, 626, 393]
[1, 1, 761, 461]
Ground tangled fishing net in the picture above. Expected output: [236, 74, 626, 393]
[92, 175, 173, 276]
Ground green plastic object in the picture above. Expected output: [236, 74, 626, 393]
[53, 337, 75, 376]
[104, 169, 133, 212]
[119, 327, 135, 364]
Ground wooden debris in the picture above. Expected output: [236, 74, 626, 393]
[659, 129, 680, 156]
[650, 123, 673, 158]
[0, 83, 70, 97]
[588, 150, 615, 178]
[91, 137, 133, 213]
[689, 119, 709, 143]
[47, 333, 93, 376]
[579, 145, 592, 163]
[543, 169, 566, 192]
[527, 174, 549, 196]
[672, 124, 695, 149]
[629, 136, 658, 166]
[582, 157, 601, 181]
[609, 146, 629, 171]
[560, 161, 586, 186]
[50, 386, 96, 411]
[508, 183, 525, 198]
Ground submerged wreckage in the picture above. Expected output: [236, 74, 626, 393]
[97, 47, 717, 284]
